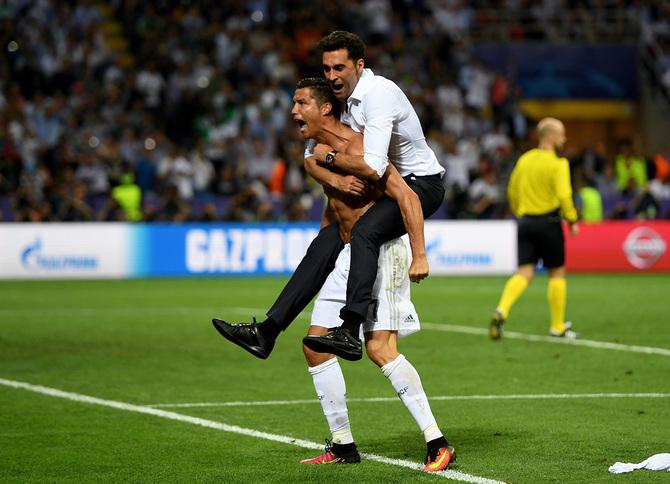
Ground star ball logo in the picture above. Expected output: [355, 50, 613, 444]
[622, 227, 667, 269]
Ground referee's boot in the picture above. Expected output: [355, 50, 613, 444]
[302, 327, 362, 361]
[211, 317, 276, 359]
[489, 310, 505, 340]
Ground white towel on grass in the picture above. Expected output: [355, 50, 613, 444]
[608, 453, 670, 474]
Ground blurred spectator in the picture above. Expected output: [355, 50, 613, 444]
[59, 181, 94, 221]
[112, 173, 142, 222]
[468, 163, 500, 219]
[577, 178, 604, 223]
[615, 140, 648, 194]
[0, 0, 664, 224]
[191, 141, 215, 195]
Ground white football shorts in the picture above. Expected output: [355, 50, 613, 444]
[310, 237, 420, 338]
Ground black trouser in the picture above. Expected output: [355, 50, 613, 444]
[266, 222, 344, 330]
[341, 173, 445, 323]
[266, 173, 445, 330]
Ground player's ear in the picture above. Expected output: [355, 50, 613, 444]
[321, 101, 332, 116]
[356, 58, 364, 74]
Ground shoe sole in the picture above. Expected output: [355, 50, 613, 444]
[299, 456, 361, 465]
[212, 319, 270, 360]
[302, 336, 362, 361]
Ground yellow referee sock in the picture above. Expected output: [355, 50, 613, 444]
[496, 274, 528, 319]
[547, 277, 567, 334]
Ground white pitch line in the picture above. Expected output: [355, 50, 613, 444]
[421, 323, 670, 357]
[148, 392, 670, 408]
[0, 378, 503, 484]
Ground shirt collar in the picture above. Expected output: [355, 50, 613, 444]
[348, 68, 375, 104]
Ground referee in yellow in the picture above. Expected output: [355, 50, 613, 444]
[490, 117, 579, 340]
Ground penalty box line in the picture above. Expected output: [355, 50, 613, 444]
[0, 377, 504, 484]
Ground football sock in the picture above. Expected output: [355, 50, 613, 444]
[308, 357, 354, 445]
[548, 277, 567, 334]
[496, 273, 529, 319]
[381, 354, 443, 443]
[260, 317, 281, 339]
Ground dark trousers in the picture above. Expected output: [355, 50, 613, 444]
[341, 174, 445, 323]
[267, 222, 344, 330]
[266, 174, 445, 330]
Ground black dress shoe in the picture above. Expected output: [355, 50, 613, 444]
[302, 327, 362, 361]
[212, 318, 275, 359]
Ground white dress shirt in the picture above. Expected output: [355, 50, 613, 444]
[342, 68, 445, 178]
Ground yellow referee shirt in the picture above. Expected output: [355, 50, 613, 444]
[507, 148, 578, 223]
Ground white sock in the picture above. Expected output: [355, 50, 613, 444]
[381, 354, 443, 443]
[308, 358, 354, 445]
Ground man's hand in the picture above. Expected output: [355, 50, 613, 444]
[313, 143, 333, 163]
[569, 222, 580, 237]
[334, 175, 369, 197]
[409, 254, 429, 283]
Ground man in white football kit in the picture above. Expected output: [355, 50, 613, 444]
[212, 31, 444, 366]
[303, 31, 446, 362]
[291, 78, 454, 472]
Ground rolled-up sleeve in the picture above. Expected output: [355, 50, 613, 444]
[361, 86, 395, 177]
[303, 139, 316, 159]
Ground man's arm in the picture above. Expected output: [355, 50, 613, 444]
[313, 84, 396, 181]
[378, 164, 429, 283]
[312, 144, 381, 181]
[304, 156, 369, 197]
[556, 159, 579, 236]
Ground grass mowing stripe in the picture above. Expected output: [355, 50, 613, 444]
[0, 378, 504, 484]
[421, 323, 670, 356]
[147, 392, 670, 408]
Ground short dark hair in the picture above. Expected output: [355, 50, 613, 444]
[296, 77, 341, 118]
[317, 30, 365, 62]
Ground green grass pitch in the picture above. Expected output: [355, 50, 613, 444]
[1, 274, 669, 483]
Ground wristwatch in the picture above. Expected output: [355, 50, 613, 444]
[325, 150, 337, 168]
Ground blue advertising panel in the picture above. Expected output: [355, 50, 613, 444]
[473, 43, 637, 99]
[130, 223, 320, 277]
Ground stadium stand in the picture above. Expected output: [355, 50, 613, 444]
[1, 0, 669, 222]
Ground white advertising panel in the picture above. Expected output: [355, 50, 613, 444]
[424, 221, 517, 275]
[0, 223, 129, 279]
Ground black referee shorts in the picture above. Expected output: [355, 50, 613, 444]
[517, 210, 565, 268]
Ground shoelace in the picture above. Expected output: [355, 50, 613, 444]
[323, 438, 334, 454]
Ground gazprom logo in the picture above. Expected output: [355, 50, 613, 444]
[425, 236, 493, 266]
[21, 237, 98, 271]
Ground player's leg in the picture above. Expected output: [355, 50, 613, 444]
[342, 175, 445, 331]
[212, 223, 344, 359]
[365, 331, 454, 471]
[490, 216, 536, 339]
[304, 174, 444, 359]
[300, 245, 360, 464]
[367, 238, 455, 471]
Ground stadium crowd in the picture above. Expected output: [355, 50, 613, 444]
[1, 0, 669, 223]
